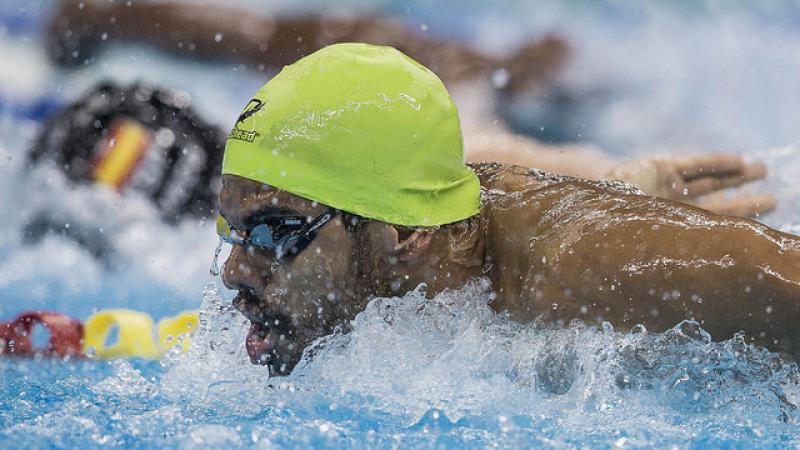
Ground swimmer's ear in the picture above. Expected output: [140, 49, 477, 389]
[359, 222, 433, 262]
[359, 222, 399, 258]
[393, 228, 435, 262]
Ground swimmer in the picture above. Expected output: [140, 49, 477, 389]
[215, 44, 800, 376]
[28, 82, 224, 221]
[23, 82, 225, 260]
[46, 0, 774, 217]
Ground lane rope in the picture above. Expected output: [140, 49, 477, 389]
[0, 309, 198, 359]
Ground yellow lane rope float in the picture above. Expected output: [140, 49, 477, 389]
[83, 309, 198, 359]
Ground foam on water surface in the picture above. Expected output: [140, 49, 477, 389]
[3, 283, 800, 448]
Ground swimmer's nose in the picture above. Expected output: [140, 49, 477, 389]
[221, 244, 270, 295]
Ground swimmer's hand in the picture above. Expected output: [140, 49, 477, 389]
[606, 153, 775, 218]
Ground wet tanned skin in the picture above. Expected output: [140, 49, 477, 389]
[47, 0, 566, 88]
[219, 165, 800, 375]
[477, 164, 800, 353]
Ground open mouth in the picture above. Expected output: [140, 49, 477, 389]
[232, 290, 295, 371]
[245, 322, 279, 366]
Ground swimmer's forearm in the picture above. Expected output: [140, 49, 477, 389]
[48, 0, 287, 66]
[500, 144, 617, 179]
[47, 0, 493, 80]
[464, 130, 617, 178]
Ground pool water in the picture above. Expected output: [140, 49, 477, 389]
[2, 1, 800, 448]
[3, 283, 800, 448]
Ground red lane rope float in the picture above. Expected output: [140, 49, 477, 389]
[0, 310, 198, 360]
[0, 311, 83, 358]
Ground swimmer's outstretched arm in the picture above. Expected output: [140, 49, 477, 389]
[46, 0, 563, 86]
[486, 178, 800, 357]
[465, 124, 775, 218]
[465, 125, 619, 178]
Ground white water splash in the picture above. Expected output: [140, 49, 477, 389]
[3, 280, 800, 447]
[286, 281, 800, 432]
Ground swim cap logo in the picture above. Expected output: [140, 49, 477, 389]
[229, 99, 265, 142]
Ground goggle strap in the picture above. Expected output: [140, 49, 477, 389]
[288, 208, 339, 256]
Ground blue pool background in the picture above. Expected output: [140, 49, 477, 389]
[1, 1, 800, 448]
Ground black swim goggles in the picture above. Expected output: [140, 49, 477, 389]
[216, 208, 339, 259]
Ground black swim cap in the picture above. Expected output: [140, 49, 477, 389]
[28, 82, 225, 221]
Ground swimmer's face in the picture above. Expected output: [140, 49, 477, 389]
[219, 174, 486, 375]
[218, 174, 358, 375]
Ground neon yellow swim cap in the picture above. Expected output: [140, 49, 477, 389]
[222, 42, 480, 226]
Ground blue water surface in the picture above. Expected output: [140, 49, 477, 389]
[4, 285, 800, 449]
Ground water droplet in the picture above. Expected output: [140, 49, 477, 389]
[491, 68, 510, 89]
[390, 279, 402, 292]
[209, 237, 224, 276]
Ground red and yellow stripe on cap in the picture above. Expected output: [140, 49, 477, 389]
[91, 118, 152, 190]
